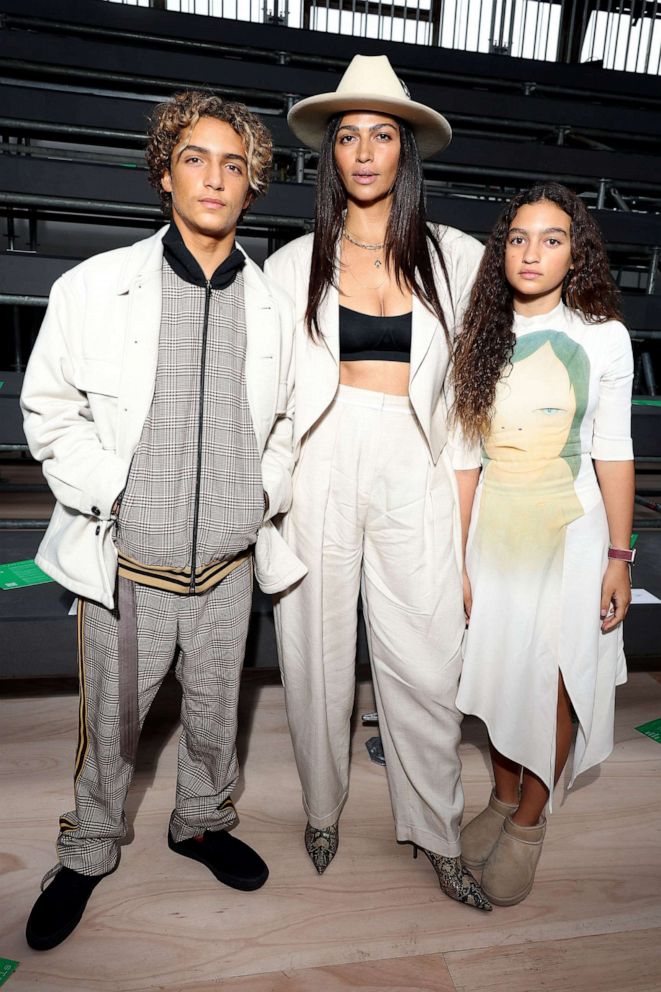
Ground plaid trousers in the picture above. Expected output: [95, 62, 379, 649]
[57, 559, 253, 876]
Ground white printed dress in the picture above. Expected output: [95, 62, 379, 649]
[456, 302, 634, 802]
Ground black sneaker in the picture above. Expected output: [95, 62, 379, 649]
[168, 829, 268, 891]
[26, 866, 108, 951]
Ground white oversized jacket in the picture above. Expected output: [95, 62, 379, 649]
[264, 225, 483, 463]
[21, 227, 306, 609]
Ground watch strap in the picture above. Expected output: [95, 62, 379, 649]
[608, 547, 636, 564]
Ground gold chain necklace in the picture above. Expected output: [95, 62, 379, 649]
[342, 227, 384, 268]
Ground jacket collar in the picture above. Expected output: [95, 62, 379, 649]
[162, 222, 245, 289]
[115, 225, 272, 303]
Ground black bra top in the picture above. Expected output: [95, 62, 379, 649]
[338, 306, 412, 363]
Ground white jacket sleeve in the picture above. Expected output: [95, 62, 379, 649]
[260, 287, 296, 520]
[20, 276, 130, 520]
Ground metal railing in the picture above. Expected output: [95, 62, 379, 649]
[103, 0, 661, 74]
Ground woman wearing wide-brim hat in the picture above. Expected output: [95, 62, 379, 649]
[265, 55, 489, 911]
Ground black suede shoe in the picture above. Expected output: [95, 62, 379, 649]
[26, 866, 108, 951]
[168, 829, 268, 891]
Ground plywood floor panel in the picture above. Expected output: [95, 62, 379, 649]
[445, 929, 661, 992]
[187, 952, 456, 991]
[1, 674, 660, 991]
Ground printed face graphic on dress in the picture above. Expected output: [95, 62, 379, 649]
[478, 330, 590, 567]
[161, 116, 252, 242]
[486, 344, 576, 466]
[505, 201, 573, 311]
[334, 112, 401, 205]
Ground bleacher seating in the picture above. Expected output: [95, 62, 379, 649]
[1, 0, 659, 676]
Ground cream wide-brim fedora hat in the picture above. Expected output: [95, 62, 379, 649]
[287, 54, 451, 160]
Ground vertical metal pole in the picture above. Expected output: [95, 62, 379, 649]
[603, 0, 615, 69]
[506, 0, 516, 56]
[498, 0, 508, 50]
[611, 0, 625, 71]
[544, 0, 553, 59]
[582, 0, 594, 62]
[430, 0, 443, 47]
[556, 0, 565, 60]
[633, 1, 646, 72]
[648, 247, 659, 296]
[597, 178, 607, 209]
[28, 211, 37, 253]
[7, 209, 15, 252]
[12, 306, 23, 373]
[477, 0, 485, 52]
[531, 0, 541, 60]
[296, 149, 305, 183]
[520, 0, 530, 58]
[622, 0, 635, 71]
[641, 352, 657, 396]
[642, 0, 659, 73]
[566, 0, 579, 62]
[489, 0, 499, 51]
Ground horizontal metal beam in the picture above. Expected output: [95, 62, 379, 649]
[3, 0, 660, 104]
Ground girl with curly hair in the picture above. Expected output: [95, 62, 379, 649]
[453, 182, 635, 906]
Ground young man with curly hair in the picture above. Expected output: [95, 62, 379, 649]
[21, 91, 303, 950]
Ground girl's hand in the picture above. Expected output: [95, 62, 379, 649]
[463, 568, 473, 625]
[600, 560, 631, 632]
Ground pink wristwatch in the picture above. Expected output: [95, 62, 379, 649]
[607, 547, 636, 564]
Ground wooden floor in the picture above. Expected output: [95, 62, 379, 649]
[1, 672, 660, 992]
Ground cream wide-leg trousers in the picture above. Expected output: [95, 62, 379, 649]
[274, 385, 466, 856]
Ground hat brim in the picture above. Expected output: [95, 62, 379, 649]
[287, 92, 452, 160]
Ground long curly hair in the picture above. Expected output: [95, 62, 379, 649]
[452, 181, 623, 444]
[145, 90, 273, 215]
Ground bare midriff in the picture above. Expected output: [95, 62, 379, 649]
[339, 359, 410, 396]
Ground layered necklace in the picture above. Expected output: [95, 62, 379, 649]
[342, 226, 384, 269]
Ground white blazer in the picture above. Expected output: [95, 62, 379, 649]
[264, 224, 483, 462]
[21, 227, 306, 608]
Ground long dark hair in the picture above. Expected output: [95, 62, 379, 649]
[452, 181, 623, 444]
[304, 113, 452, 340]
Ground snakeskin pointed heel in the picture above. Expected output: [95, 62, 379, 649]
[304, 821, 339, 875]
[413, 845, 492, 911]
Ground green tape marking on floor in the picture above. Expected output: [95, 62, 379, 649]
[0, 381, 4, 389]
[635, 717, 661, 744]
[632, 398, 661, 407]
[0, 958, 19, 987]
[0, 559, 53, 590]
[631, 533, 638, 548]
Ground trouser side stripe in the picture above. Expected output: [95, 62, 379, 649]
[73, 599, 89, 783]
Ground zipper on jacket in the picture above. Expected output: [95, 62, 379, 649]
[190, 280, 212, 594]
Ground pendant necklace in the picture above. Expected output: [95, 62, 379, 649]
[342, 227, 384, 269]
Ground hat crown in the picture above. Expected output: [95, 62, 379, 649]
[335, 55, 410, 103]
[286, 53, 452, 158]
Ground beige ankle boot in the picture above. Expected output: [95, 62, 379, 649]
[481, 814, 547, 906]
[460, 791, 520, 870]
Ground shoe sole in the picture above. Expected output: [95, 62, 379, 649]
[25, 867, 112, 951]
[168, 836, 269, 892]
[460, 854, 487, 871]
[26, 907, 88, 951]
[481, 877, 535, 906]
